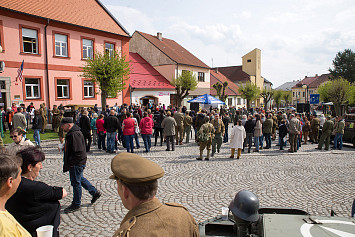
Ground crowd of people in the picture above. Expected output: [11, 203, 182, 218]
[0, 101, 348, 236]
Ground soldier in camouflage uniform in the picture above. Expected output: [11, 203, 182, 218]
[211, 113, 225, 157]
[197, 117, 215, 161]
[310, 114, 320, 143]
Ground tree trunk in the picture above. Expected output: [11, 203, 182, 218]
[101, 90, 107, 111]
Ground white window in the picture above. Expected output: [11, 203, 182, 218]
[57, 79, 69, 98]
[25, 78, 40, 99]
[228, 98, 233, 106]
[83, 39, 93, 59]
[84, 81, 94, 98]
[22, 28, 38, 54]
[105, 43, 114, 57]
[55, 34, 68, 57]
[237, 98, 241, 105]
[198, 72, 205, 82]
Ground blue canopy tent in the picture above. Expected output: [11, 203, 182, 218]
[187, 94, 225, 104]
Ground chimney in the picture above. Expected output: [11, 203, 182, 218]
[315, 74, 318, 76]
[157, 32, 162, 41]
[216, 68, 219, 73]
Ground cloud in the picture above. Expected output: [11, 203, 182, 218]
[105, 5, 156, 34]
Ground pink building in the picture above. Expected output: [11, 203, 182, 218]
[0, 0, 130, 110]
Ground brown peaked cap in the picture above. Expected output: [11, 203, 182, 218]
[110, 152, 164, 184]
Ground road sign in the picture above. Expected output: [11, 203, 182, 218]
[310, 94, 320, 104]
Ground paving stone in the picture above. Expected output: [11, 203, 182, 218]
[35, 130, 355, 236]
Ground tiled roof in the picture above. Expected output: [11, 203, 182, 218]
[292, 75, 319, 88]
[213, 66, 250, 83]
[210, 70, 240, 96]
[0, 0, 129, 36]
[136, 31, 209, 69]
[308, 73, 330, 88]
[130, 53, 175, 89]
[275, 81, 300, 91]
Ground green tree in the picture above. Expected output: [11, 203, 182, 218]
[273, 90, 283, 110]
[329, 49, 355, 83]
[260, 88, 274, 110]
[213, 81, 228, 102]
[238, 82, 260, 110]
[318, 77, 353, 115]
[171, 70, 198, 107]
[82, 50, 130, 109]
[282, 91, 292, 106]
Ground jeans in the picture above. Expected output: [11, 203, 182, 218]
[134, 133, 140, 148]
[223, 126, 229, 143]
[83, 132, 92, 152]
[125, 134, 134, 152]
[69, 165, 97, 206]
[254, 136, 262, 151]
[141, 134, 152, 152]
[98, 132, 106, 150]
[259, 135, 264, 148]
[246, 133, 253, 152]
[33, 129, 41, 146]
[333, 133, 343, 149]
[107, 132, 116, 152]
[166, 135, 175, 151]
[264, 133, 271, 148]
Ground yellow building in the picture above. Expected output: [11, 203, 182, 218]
[214, 48, 266, 107]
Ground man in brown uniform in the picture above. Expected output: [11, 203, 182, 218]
[39, 103, 47, 133]
[310, 114, 320, 144]
[173, 107, 184, 145]
[211, 113, 225, 157]
[110, 153, 199, 237]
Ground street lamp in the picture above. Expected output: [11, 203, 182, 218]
[302, 84, 308, 103]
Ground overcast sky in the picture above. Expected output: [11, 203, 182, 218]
[101, 0, 355, 87]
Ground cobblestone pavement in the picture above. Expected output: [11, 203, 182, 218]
[35, 129, 355, 237]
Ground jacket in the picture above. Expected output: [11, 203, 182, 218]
[12, 112, 27, 130]
[32, 114, 42, 130]
[139, 117, 154, 135]
[173, 112, 184, 125]
[211, 118, 225, 135]
[112, 198, 199, 237]
[63, 125, 87, 172]
[244, 119, 255, 134]
[154, 113, 165, 129]
[161, 117, 177, 136]
[279, 124, 288, 138]
[322, 119, 334, 135]
[183, 115, 193, 127]
[79, 115, 91, 135]
[230, 125, 246, 149]
[103, 115, 121, 133]
[6, 138, 34, 156]
[262, 118, 273, 134]
[96, 119, 105, 133]
[288, 117, 301, 135]
[254, 120, 263, 137]
[335, 120, 345, 134]
[91, 118, 97, 130]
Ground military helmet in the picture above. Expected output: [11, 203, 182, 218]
[229, 190, 259, 222]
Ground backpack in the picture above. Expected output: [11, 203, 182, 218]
[198, 131, 209, 142]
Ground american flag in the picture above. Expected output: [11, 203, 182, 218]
[16, 60, 24, 82]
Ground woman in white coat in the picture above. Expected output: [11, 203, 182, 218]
[230, 119, 246, 159]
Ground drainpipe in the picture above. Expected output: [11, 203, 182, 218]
[44, 19, 50, 109]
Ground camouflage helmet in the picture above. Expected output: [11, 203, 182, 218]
[229, 190, 259, 222]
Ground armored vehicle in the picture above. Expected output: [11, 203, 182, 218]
[199, 190, 355, 237]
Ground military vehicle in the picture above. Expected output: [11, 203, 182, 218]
[199, 190, 355, 237]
